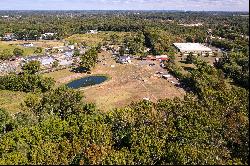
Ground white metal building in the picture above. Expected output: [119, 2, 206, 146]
[173, 43, 213, 56]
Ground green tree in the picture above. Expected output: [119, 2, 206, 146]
[52, 60, 59, 68]
[22, 60, 41, 74]
[96, 43, 102, 53]
[80, 48, 98, 71]
[0, 109, 15, 135]
[119, 46, 125, 56]
[194, 36, 204, 43]
[73, 50, 80, 57]
[0, 74, 55, 92]
[0, 49, 12, 60]
[13, 48, 24, 56]
[110, 34, 119, 45]
[24, 86, 84, 119]
[34, 47, 43, 54]
[214, 51, 249, 88]
[186, 52, 195, 64]
[186, 36, 193, 42]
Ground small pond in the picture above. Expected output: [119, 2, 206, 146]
[66, 75, 108, 89]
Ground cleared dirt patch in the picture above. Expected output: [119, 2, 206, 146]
[83, 51, 185, 111]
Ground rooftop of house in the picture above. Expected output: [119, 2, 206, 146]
[43, 33, 55, 35]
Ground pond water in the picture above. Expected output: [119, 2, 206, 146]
[66, 75, 108, 89]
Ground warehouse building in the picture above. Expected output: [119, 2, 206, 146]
[173, 43, 213, 56]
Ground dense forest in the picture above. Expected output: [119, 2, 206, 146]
[0, 11, 249, 165]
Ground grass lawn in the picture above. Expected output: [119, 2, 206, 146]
[0, 90, 26, 114]
[0, 42, 37, 56]
[0, 40, 64, 57]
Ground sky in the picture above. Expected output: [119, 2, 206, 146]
[0, 0, 249, 11]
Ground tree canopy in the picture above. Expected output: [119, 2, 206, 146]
[80, 48, 98, 71]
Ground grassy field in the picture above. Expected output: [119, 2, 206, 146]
[43, 68, 76, 84]
[0, 40, 64, 56]
[0, 42, 37, 56]
[0, 90, 26, 114]
[65, 31, 135, 46]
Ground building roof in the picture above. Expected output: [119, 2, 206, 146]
[173, 43, 212, 52]
[156, 55, 168, 59]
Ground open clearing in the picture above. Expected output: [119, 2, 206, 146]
[46, 51, 185, 111]
[0, 90, 26, 114]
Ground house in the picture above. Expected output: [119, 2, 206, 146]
[162, 74, 171, 79]
[1, 15, 9, 18]
[179, 23, 203, 27]
[156, 55, 169, 61]
[88, 30, 98, 34]
[41, 33, 56, 40]
[117, 56, 131, 64]
[144, 55, 156, 61]
[2, 33, 15, 41]
[22, 43, 34, 47]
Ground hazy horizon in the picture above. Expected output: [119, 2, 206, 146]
[0, 9, 249, 12]
[0, 0, 249, 12]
